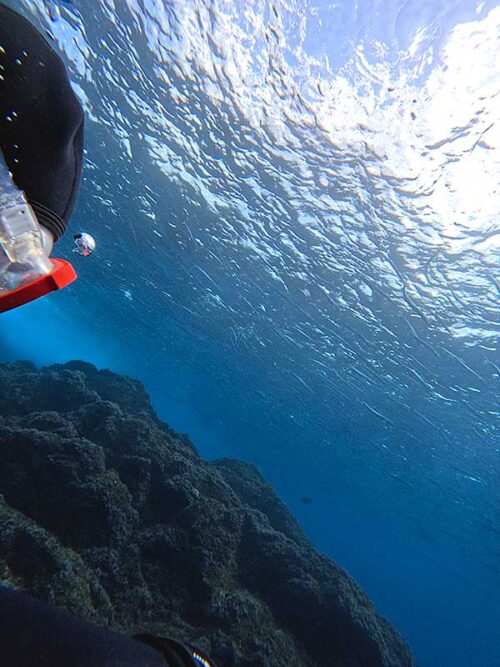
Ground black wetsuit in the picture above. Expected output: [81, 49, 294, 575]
[0, 585, 215, 666]
[0, 2, 83, 241]
[0, 5, 214, 666]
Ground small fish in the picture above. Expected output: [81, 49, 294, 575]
[300, 496, 314, 505]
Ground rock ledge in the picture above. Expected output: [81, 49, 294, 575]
[0, 361, 416, 666]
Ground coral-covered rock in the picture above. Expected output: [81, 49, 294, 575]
[213, 458, 309, 546]
[0, 361, 417, 666]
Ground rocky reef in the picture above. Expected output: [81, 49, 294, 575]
[0, 361, 416, 666]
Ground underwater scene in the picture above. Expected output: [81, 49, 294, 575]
[0, 0, 499, 665]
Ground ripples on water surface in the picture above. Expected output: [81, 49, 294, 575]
[3, 0, 500, 665]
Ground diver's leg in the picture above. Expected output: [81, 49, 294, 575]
[0, 3, 84, 243]
[0, 585, 166, 666]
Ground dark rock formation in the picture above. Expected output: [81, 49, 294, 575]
[0, 361, 417, 666]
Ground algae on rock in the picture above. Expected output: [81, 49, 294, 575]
[0, 361, 417, 667]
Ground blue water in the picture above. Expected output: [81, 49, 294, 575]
[1, 1, 499, 665]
